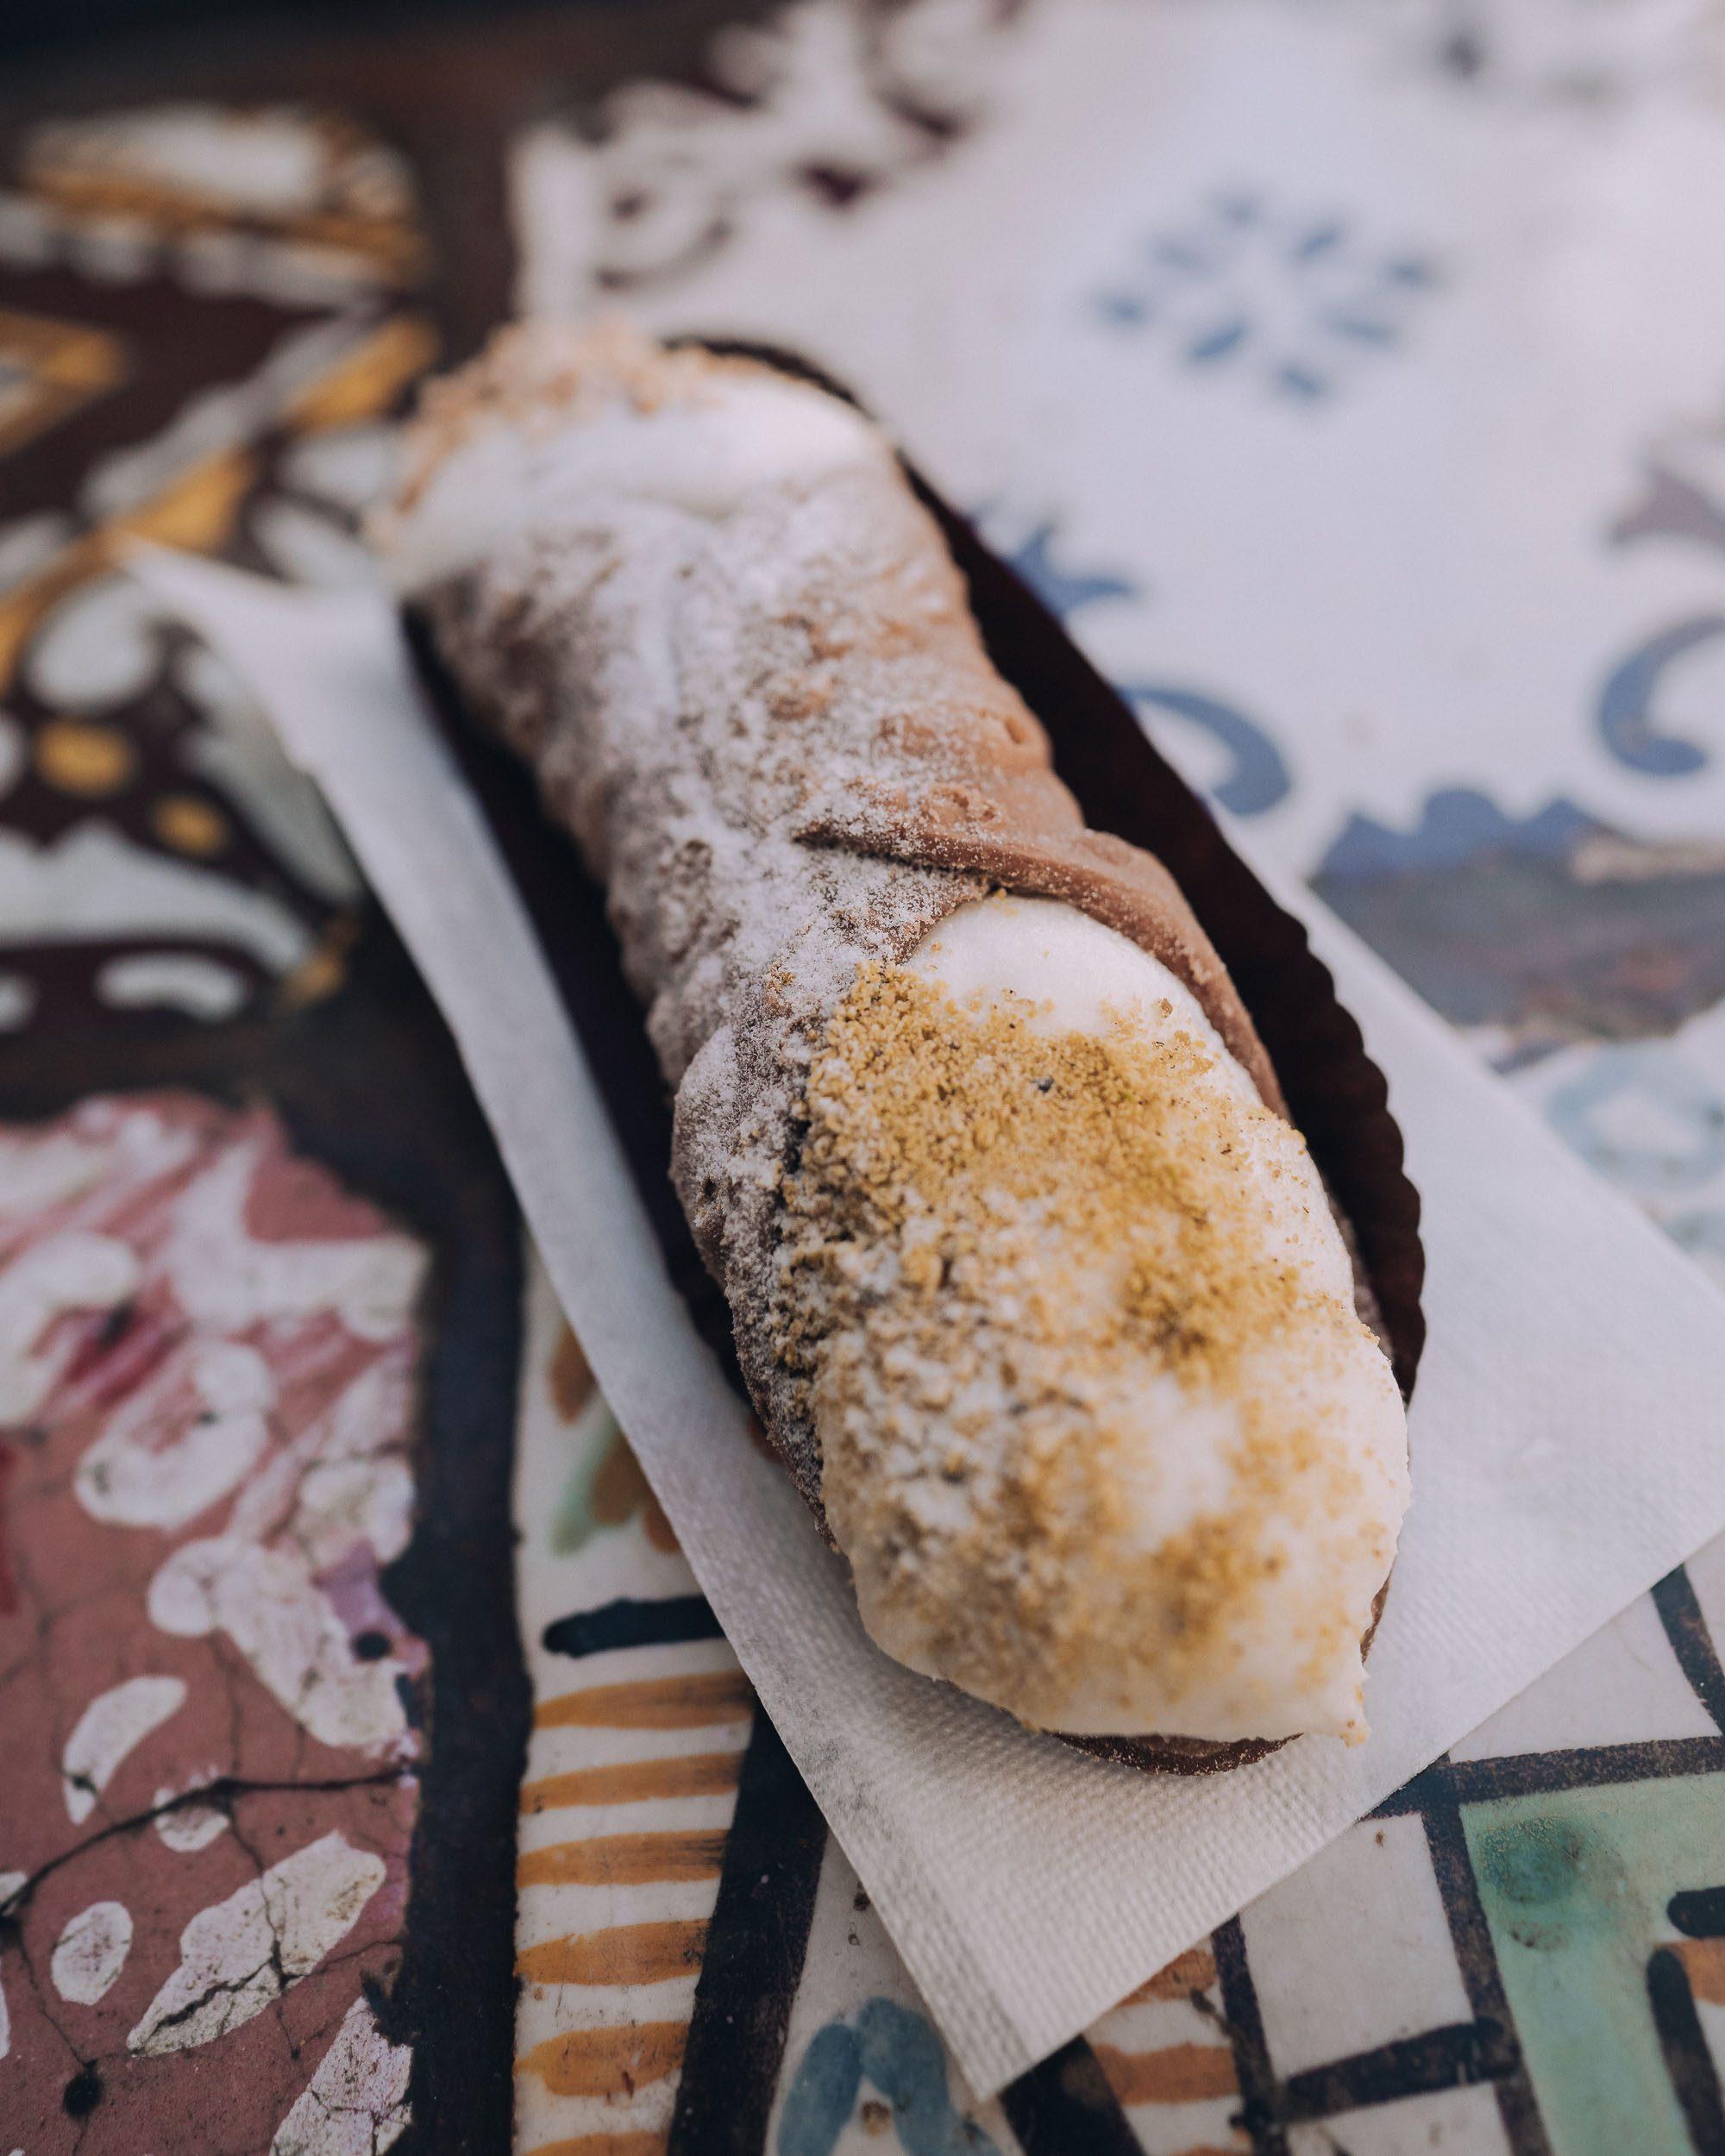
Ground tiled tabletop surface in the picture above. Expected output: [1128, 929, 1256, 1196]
[3, 5, 1725, 2153]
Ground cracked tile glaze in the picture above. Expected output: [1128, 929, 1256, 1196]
[0, 1094, 425, 2153]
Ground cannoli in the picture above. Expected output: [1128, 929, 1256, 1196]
[377, 323, 1410, 1763]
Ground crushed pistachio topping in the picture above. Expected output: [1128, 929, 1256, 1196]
[773, 962, 1378, 1727]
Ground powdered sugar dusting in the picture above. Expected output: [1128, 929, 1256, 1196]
[382, 324, 1407, 1743]
[389, 329, 1060, 1501]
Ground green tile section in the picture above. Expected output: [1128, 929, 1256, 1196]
[549, 1392, 626, 1553]
[1464, 1773, 1725, 2155]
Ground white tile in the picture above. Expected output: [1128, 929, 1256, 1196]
[1452, 1589, 1716, 1760]
[1122, 2091, 1241, 2156]
[1289, 2080, 1512, 2155]
[1241, 1814, 1471, 2078]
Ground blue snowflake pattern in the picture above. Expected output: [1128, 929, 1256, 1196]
[983, 511, 1290, 814]
[1003, 518, 1138, 618]
[1093, 190, 1440, 404]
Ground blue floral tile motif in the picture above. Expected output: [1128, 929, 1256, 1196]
[1093, 189, 1440, 403]
[1003, 517, 1138, 619]
[1119, 681, 1291, 815]
[1605, 417, 1725, 774]
[1546, 1047, 1725, 1200]
[777, 1999, 1000, 2156]
[1596, 616, 1725, 778]
[987, 511, 1291, 813]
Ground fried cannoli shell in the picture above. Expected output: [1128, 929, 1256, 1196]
[394, 331, 1424, 1774]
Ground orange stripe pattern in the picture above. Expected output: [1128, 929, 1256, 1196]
[1120, 1945, 1220, 2005]
[1094, 2040, 1239, 2104]
[534, 1671, 754, 1731]
[518, 1920, 709, 1987]
[520, 1752, 742, 1814]
[518, 2021, 687, 2099]
[1679, 1935, 1725, 2005]
[521, 2134, 667, 2156]
[518, 1830, 727, 1889]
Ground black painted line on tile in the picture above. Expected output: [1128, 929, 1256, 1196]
[1212, 1914, 1291, 2156]
[543, 1594, 724, 1661]
[273, 933, 536, 2156]
[1370, 1756, 1454, 1817]
[1653, 1566, 1725, 1736]
[1281, 2015, 1516, 2123]
[1372, 1737, 1725, 1814]
[1671, 1886, 1725, 1939]
[1649, 1946, 1725, 2154]
[666, 1708, 826, 2156]
[1000, 2036, 1145, 2156]
[1417, 1770, 1553, 2156]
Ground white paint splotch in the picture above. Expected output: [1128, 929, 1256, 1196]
[270, 1996, 411, 2156]
[77, 1338, 273, 1531]
[514, 0, 1019, 308]
[7, 1097, 428, 1764]
[164, 1136, 425, 1341]
[52, 1899, 134, 2003]
[128, 1831, 386, 2056]
[0, 1231, 138, 1420]
[0, 823, 311, 974]
[226, 1355, 415, 1570]
[149, 1537, 408, 1758]
[0, 1099, 198, 1227]
[98, 951, 250, 1020]
[62, 1675, 188, 1824]
[23, 571, 160, 709]
[3, 1094, 427, 2131]
[154, 1771, 230, 1853]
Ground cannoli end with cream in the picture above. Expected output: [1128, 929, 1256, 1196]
[787, 894, 1407, 1745]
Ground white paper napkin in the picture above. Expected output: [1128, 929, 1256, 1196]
[134, 548, 1725, 2098]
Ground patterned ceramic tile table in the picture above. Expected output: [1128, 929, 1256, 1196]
[4, 4, 1725, 2151]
